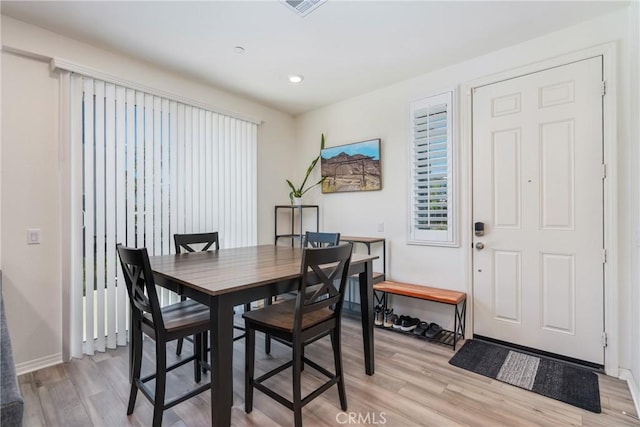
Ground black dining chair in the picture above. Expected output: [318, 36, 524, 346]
[174, 232, 250, 356]
[265, 231, 342, 354]
[174, 232, 220, 253]
[304, 231, 341, 248]
[174, 232, 218, 356]
[116, 244, 211, 427]
[243, 243, 353, 427]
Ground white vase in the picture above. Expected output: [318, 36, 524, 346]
[292, 197, 302, 206]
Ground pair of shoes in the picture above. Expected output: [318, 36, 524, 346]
[374, 305, 384, 326]
[392, 315, 420, 332]
[424, 323, 442, 339]
[413, 321, 430, 336]
[383, 309, 395, 328]
[392, 315, 407, 329]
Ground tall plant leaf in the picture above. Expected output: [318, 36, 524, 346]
[286, 133, 326, 199]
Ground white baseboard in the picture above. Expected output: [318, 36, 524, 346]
[15, 352, 62, 376]
[619, 368, 640, 418]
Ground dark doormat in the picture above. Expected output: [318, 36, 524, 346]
[449, 339, 601, 413]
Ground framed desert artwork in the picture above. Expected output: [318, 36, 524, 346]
[321, 138, 381, 193]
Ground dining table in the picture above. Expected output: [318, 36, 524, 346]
[148, 244, 378, 427]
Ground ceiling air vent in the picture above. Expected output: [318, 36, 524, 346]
[280, 0, 327, 17]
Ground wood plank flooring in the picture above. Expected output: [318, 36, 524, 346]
[19, 315, 639, 426]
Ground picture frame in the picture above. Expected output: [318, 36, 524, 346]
[321, 138, 381, 193]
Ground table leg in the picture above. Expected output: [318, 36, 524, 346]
[210, 295, 234, 427]
[358, 260, 375, 375]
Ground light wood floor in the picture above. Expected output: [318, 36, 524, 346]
[19, 315, 639, 426]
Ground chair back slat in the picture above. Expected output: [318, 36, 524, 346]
[301, 263, 341, 310]
[174, 232, 219, 254]
[295, 243, 352, 331]
[304, 232, 340, 248]
[126, 265, 153, 314]
[116, 244, 164, 329]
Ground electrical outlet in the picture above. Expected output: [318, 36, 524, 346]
[377, 222, 384, 232]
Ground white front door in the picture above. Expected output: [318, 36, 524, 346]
[472, 57, 604, 365]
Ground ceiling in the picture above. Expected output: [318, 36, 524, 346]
[1, 1, 628, 116]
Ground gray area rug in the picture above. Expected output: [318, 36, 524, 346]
[449, 339, 601, 413]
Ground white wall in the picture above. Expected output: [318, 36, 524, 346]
[2, 53, 63, 370]
[1, 16, 295, 370]
[295, 6, 636, 374]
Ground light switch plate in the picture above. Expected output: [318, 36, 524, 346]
[27, 228, 41, 245]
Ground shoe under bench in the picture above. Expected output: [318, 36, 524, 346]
[373, 280, 467, 350]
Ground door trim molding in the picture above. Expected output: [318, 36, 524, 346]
[462, 42, 618, 376]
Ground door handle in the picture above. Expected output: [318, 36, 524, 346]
[475, 242, 485, 250]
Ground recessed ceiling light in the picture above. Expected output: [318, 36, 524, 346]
[288, 75, 304, 84]
[233, 46, 245, 54]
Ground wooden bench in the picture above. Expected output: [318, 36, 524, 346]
[373, 280, 467, 350]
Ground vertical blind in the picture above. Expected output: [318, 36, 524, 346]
[409, 91, 454, 244]
[69, 75, 257, 356]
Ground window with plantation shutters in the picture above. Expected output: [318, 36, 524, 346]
[409, 90, 455, 245]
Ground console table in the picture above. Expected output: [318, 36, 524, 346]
[340, 236, 386, 312]
[340, 236, 386, 283]
[274, 205, 319, 247]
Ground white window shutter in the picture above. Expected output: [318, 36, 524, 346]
[409, 90, 455, 245]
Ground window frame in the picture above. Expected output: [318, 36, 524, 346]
[407, 89, 458, 247]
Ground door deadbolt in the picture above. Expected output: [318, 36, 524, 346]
[475, 242, 485, 250]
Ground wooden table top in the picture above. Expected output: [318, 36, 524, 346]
[149, 244, 376, 297]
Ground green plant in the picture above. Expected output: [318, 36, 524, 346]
[286, 134, 327, 204]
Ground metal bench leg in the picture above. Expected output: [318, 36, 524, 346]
[453, 300, 466, 350]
